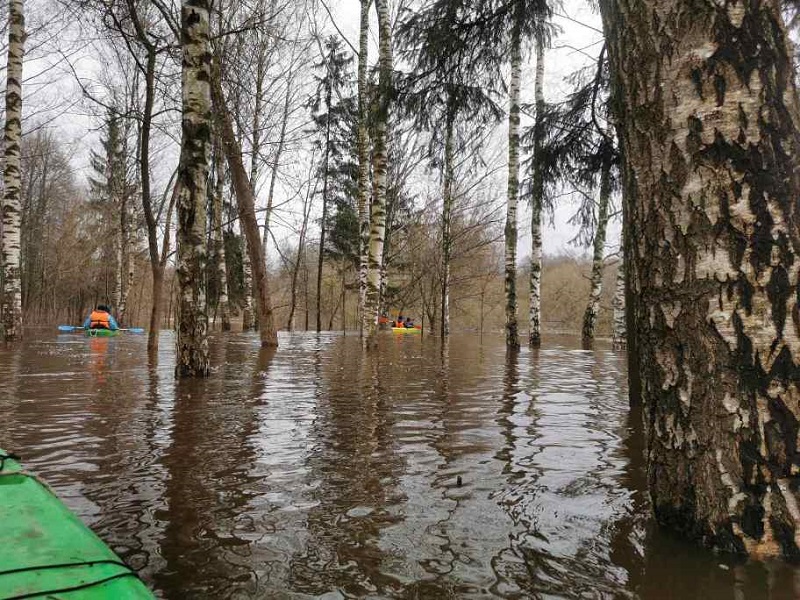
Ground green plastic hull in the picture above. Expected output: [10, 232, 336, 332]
[0, 450, 154, 598]
[84, 328, 120, 337]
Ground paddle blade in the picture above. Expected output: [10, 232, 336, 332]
[125, 328, 145, 334]
[58, 325, 78, 332]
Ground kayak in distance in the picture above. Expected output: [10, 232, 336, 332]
[85, 328, 120, 337]
[57, 325, 145, 336]
[391, 326, 422, 334]
[0, 449, 155, 598]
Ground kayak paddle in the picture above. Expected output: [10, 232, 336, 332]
[57, 325, 144, 334]
[120, 328, 145, 334]
[57, 325, 84, 332]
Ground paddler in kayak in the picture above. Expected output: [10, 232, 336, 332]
[82, 304, 119, 331]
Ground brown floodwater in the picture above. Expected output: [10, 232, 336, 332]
[0, 330, 798, 599]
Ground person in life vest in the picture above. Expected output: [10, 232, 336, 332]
[82, 304, 119, 330]
[403, 316, 415, 329]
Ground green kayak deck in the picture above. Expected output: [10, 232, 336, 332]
[0, 450, 154, 599]
[84, 328, 120, 337]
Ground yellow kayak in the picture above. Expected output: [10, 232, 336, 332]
[391, 327, 421, 334]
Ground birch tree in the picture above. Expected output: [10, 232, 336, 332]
[175, 0, 211, 377]
[364, 0, 392, 345]
[528, 36, 545, 348]
[356, 0, 371, 337]
[601, 0, 800, 557]
[1, 0, 25, 341]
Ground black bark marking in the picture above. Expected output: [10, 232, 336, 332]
[713, 72, 726, 106]
[740, 501, 765, 539]
[766, 265, 790, 339]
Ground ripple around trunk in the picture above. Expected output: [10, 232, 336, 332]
[0, 330, 797, 597]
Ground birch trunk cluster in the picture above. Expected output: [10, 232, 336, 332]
[2, 0, 25, 342]
[601, 0, 800, 557]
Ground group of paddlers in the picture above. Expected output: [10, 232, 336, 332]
[378, 313, 416, 329]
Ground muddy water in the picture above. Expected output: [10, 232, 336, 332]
[0, 331, 798, 599]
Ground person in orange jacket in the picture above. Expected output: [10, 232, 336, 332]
[82, 304, 119, 330]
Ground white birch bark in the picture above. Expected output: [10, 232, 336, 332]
[611, 252, 625, 350]
[175, 0, 211, 377]
[581, 154, 612, 344]
[357, 0, 371, 338]
[504, 12, 522, 349]
[528, 36, 545, 348]
[241, 247, 253, 330]
[2, 0, 25, 341]
[364, 0, 391, 345]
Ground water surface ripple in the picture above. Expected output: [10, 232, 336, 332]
[0, 331, 797, 599]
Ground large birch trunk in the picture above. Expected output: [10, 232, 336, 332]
[504, 11, 521, 350]
[210, 59, 278, 347]
[528, 36, 545, 348]
[364, 0, 391, 346]
[601, 0, 800, 557]
[440, 105, 455, 340]
[2, 0, 25, 342]
[241, 243, 253, 330]
[357, 0, 371, 338]
[581, 153, 612, 344]
[175, 0, 211, 378]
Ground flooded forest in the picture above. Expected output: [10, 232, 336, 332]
[2, 0, 800, 598]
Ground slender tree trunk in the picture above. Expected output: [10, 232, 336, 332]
[288, 186, 312, 331]
[211, 59, 278, 347]
[529, 36, 545, 348]
[601, 0, 800, 558]
[213, 137, 230, 330]
[248, 49, 266, 331]
[174, 0, 211, 378]
[241, 248, 253, 329]
[581, 153, 612, 344]
[141, 52, 163, 352]
[364, 0, 391, 346]
[2, 0, 25, 342]
[262, 73, 294, 256]
[316, 82, 333, 333]
[504, 4, 521, 350]
[440, 103, 455, 340]
[611, 252, 626, 350]
[356, 0, 371, 337]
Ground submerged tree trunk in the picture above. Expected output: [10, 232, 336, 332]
[174, 0, 211, 378]
[528, 36, 545, 348]
[211, 59, 278, 347]
[364, 0, 391, 346]
[241, 248, 253, 330]
[440, 103, 455, 340]
[581, 153, 612, 344]
[357, 0, 371, 337]
[2, 0, 25, 341]
[504, 3, 521, 350]
[601, 0, 800, 558]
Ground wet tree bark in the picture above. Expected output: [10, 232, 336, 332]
[601, 0, 800, 557]
[581, 154, 612, 345]
[211, 59, 278, 347]
[364, 0, 391, 347]
[504, 7, 521, 350]
[175, 0, 211, 378]
[528, 36, 545, 348]
[357, 0, 371, 338]
[2, 0, 25, 341]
